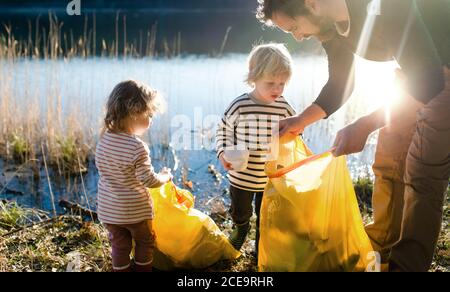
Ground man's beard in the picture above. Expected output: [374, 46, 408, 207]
[308, 14, 336, 41]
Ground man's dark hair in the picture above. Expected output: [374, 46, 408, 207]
[256, 0, 310, 26]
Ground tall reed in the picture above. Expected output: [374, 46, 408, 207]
[0, 12, 186, 175]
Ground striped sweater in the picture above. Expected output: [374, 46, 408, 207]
[95, 131, 163, 225]
[216, 93, 296, 192]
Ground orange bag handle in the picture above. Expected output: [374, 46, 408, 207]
[169, 181, 193, 208]
[267, 148, 335, 179]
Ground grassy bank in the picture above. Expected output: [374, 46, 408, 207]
[0, 201, 111, 272]
[1, 186, 448, 272]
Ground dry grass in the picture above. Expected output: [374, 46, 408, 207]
[0, 211, 111, 272]
[0, 13, 180, 60]
[0, 186, 448, 272]
[0, 199, 253, 273]
[430, 187, 450, 272]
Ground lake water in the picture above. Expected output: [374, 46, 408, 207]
[0, 53, 399, 213]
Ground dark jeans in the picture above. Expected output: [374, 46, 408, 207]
[229, 185, 263, 252]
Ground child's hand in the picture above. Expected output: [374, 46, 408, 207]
[159, 167, 173, 183]
[219, 154, 233, 171]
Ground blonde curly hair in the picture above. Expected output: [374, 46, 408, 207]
[102, 80, 165, 134]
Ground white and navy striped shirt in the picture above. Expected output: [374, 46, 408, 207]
[216, 93, 296, 192]
[95, 131, 163, 225]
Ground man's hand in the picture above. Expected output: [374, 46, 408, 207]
[219, 154, 233, 171]
[279, 104, 327, 139]
[279, 115, 305, 138]
[332, 119, 372, 157]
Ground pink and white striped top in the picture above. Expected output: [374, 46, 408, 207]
[95, 131, 162, 225]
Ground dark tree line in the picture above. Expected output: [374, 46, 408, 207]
[0, 0, 257, 11]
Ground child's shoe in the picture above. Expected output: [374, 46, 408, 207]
[228, 222, 251, 250]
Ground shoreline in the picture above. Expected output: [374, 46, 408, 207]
[1, 186, 448, 272]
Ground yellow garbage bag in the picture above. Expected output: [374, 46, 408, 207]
[258, 137, 374, 272]
[148, 182, 240, 270]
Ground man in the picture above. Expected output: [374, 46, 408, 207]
[256, 0, 450, 272]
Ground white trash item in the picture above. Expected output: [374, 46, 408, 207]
[223, 148, 250, 171]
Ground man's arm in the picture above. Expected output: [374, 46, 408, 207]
[331, 70, 424, 157]
[313, 35, 356, 118]
[279, 36, 356, 138]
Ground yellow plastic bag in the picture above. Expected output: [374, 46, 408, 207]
[258, 137, 374, 272]
[148, 182, 240, 270]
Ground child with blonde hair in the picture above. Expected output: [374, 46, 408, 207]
[216, 43, 296, 256]
[96, 80, 172, 272]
